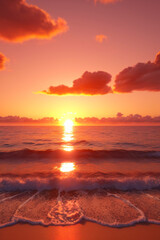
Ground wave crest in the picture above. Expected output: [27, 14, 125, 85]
[0, 148, 160, 161]
[1, 173, 160, 191]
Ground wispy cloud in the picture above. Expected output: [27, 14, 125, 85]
[96, 35, 107, 43]
[94, 0, 122, 4]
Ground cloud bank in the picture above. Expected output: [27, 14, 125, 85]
[76, 113, 160, 125]
[0, 0, 68, 42]
[41, 71, 112, 96]
[114, 52, 160, 92]
[1, 114, 160, 125]
[0, 116, 58, 125]
[0, 53, 8, 70]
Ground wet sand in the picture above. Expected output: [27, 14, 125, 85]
[0, 223, 160, 240]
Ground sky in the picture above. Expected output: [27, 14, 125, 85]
[0, 0, 160, 122]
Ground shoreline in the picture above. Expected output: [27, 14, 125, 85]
[0, 222, 160, 240]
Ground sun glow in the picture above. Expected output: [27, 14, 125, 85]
[60, 162, 75, 173]
[59, 112, 76, 127]
[64, 119, 74, 131]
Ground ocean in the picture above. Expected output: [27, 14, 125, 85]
[0, 125, 160, 228]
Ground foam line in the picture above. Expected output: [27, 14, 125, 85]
[13, 191, 39, 220]
[108, 192, 146, 221]
[0, 192, 25, 203]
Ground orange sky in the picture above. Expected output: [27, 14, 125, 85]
[0, 0, 160, 120]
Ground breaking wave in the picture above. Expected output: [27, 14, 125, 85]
[1, 172, 160, 191]
[0, 148, 160, 161]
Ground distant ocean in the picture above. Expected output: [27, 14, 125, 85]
[0, 126, 160, 228]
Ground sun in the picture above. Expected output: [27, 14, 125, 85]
[58, 112, 77, 127]
[63, 119, 74, 133]
[60, 162, 75, 173]
[64, 119, 74, 128]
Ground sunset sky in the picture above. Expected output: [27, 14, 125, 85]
[1, 0, 160, 122]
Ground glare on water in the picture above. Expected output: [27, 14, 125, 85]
[60, 162, 75, 173]
[64, 119, 74, 133]
[62, 145, 74, 152]
[62, 119, 74, 152]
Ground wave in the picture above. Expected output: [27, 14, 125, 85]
[1, 172, 160, 191]
[114, 142, 148, 148]
[2, 144, 16, 148]
[22, 142, 35, 145]
[21, 140, 91, 146]
[0, 148, 160, 161]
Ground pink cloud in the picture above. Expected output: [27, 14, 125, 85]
[94, 0, 122, 4]
[96, 35, 107, 43]
[114, 52, 160, 92]
[155, 51, 160, 65]
[0, 0, 68, 42]
[40, 71, 112, 96]
[0, 52, 8, 70]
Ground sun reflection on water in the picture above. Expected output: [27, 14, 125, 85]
[62, 119, 74, 152]
[60, 162, 75, 173]
[62, 133, 73, 142]
[62, 145, 74, 152]
[64, 119, 74, 132]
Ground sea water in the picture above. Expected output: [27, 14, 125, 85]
[0, 126, 160, 228]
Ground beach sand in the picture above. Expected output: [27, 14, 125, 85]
[0, 223, 160, 240]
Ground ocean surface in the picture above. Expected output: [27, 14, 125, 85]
[0, 125, 160, 228]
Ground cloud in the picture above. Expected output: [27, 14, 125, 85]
[0, 52, 8, 70]
[0, 116, 58, 124]
[1, 114, 160, 125]
[114, 52, 160, 92]
[76, 113, 160, 125]
[94, 0, 121, 4]
[96, 35, 107, 43]
[0, 0, 68, 42]
[40, 71, 112, 96]
[155, 51, 160, 65]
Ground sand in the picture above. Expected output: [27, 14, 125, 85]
[0, 223, 160, 240]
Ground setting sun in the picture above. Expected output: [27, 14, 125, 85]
[64, 119, 74, 128]
[60, 162, 75, 173]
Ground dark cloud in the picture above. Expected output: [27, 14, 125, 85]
[0, 116, 58, 124]
[114, 52, 160, 92]
[0, 52, 8, 70]
[40, 71, 112, 96]
[0, 0, 68, 42]
[75, 113, 160, 125]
